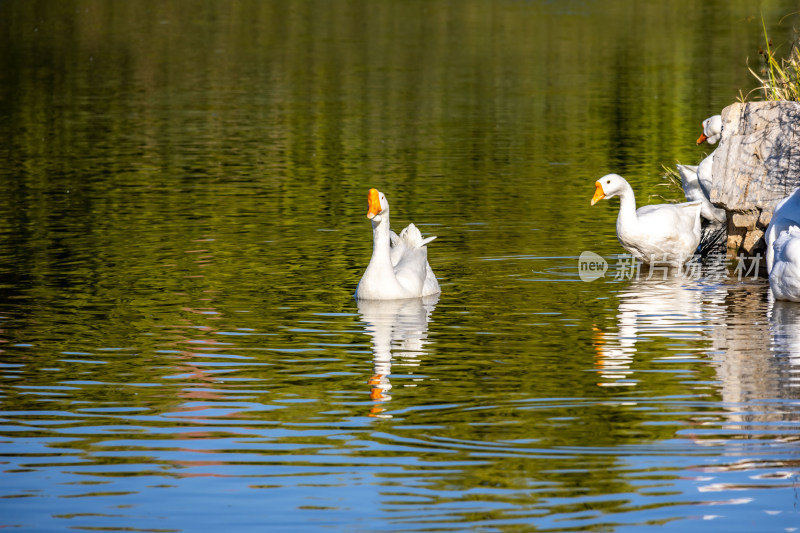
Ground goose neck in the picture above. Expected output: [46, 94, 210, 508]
[615, 184, 639, 225]
[371, 216, 392, 260]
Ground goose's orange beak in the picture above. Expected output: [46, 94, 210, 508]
[696, 122, 708, 144]
[366, 188, 381, 219]
[591, 181, 605, 206]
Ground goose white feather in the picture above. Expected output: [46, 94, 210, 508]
[696, 115, 722, 145]
[677, 164, 726, 223]
[687, 114, 727, 223]
[356, 188, 440, 300]
[592, 174, 701, 266]
[769, 226, 800, 302]
[766, 188, 800, 274]
[695, 154, 715, 203]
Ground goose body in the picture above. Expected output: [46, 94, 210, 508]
[766, 188, 800, 274]
[677, 164, 726, 223]
[769, 226, 800, 302]
[695, 154, 714, 199]
[356, 188, 440, 300]
[592, 174, 702, 266]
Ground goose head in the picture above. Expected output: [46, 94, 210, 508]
[696, 115, 722, 145]
[366, 188, 390, 222]
[591, 174, 626, 205]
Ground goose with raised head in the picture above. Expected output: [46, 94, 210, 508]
[692, 114, 727, 223]
[766, 188, 800, 274]
[356, 188, 440, 300]
[769, 226, 800, 302]
[591, 174, 702, 266]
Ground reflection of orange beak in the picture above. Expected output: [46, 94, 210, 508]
[696, 133, 708, 145]
[592, 325, 604, 348]
[369, 374, 387, 401]
[592, 326, 611, 380]
[591, 181, 605, 206]
[369, 405, 386, 416]
[367, 188, 381, 219]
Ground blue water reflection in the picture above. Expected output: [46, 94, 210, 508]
[357, 295, 439, 416]
[3, 0, 800, 531]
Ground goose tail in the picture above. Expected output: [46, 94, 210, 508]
[400, 223, 437, 248]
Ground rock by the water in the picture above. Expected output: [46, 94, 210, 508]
[709, 100, 800, 255]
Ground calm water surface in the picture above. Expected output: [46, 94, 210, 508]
[2, 1, 800, 531]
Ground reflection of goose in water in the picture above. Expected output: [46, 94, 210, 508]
[768, 298, 800, 364]
[707, 282, 800, 411]
[357, 294, 439, 416]
[593, 276, 725, 387]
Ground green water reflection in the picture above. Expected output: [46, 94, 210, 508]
[1, 1, 800, 531]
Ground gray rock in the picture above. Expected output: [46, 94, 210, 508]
[709, 101, 800, 255]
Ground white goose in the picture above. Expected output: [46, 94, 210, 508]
[592, 174, 701, 266]
[766, 188, 800, 274]
[356, 188, 440, 300]
[677, 164, 726, 223]
[692, 114, 726, 223]
[769, 226, 800, 302]
[696, 115, 722, 145]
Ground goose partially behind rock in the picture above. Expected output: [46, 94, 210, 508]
[696, 115, 722, 145]
[769, 226, 800, 302]
[677, 164, 726, 223]
[766, 188, 800, 275]
[683, 114, 727, 223]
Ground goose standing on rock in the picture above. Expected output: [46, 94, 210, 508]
[356, 188, 440, 300]
[592, 174, 702, 267]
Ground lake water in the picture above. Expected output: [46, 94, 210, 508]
[2, 1, 800, 531]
